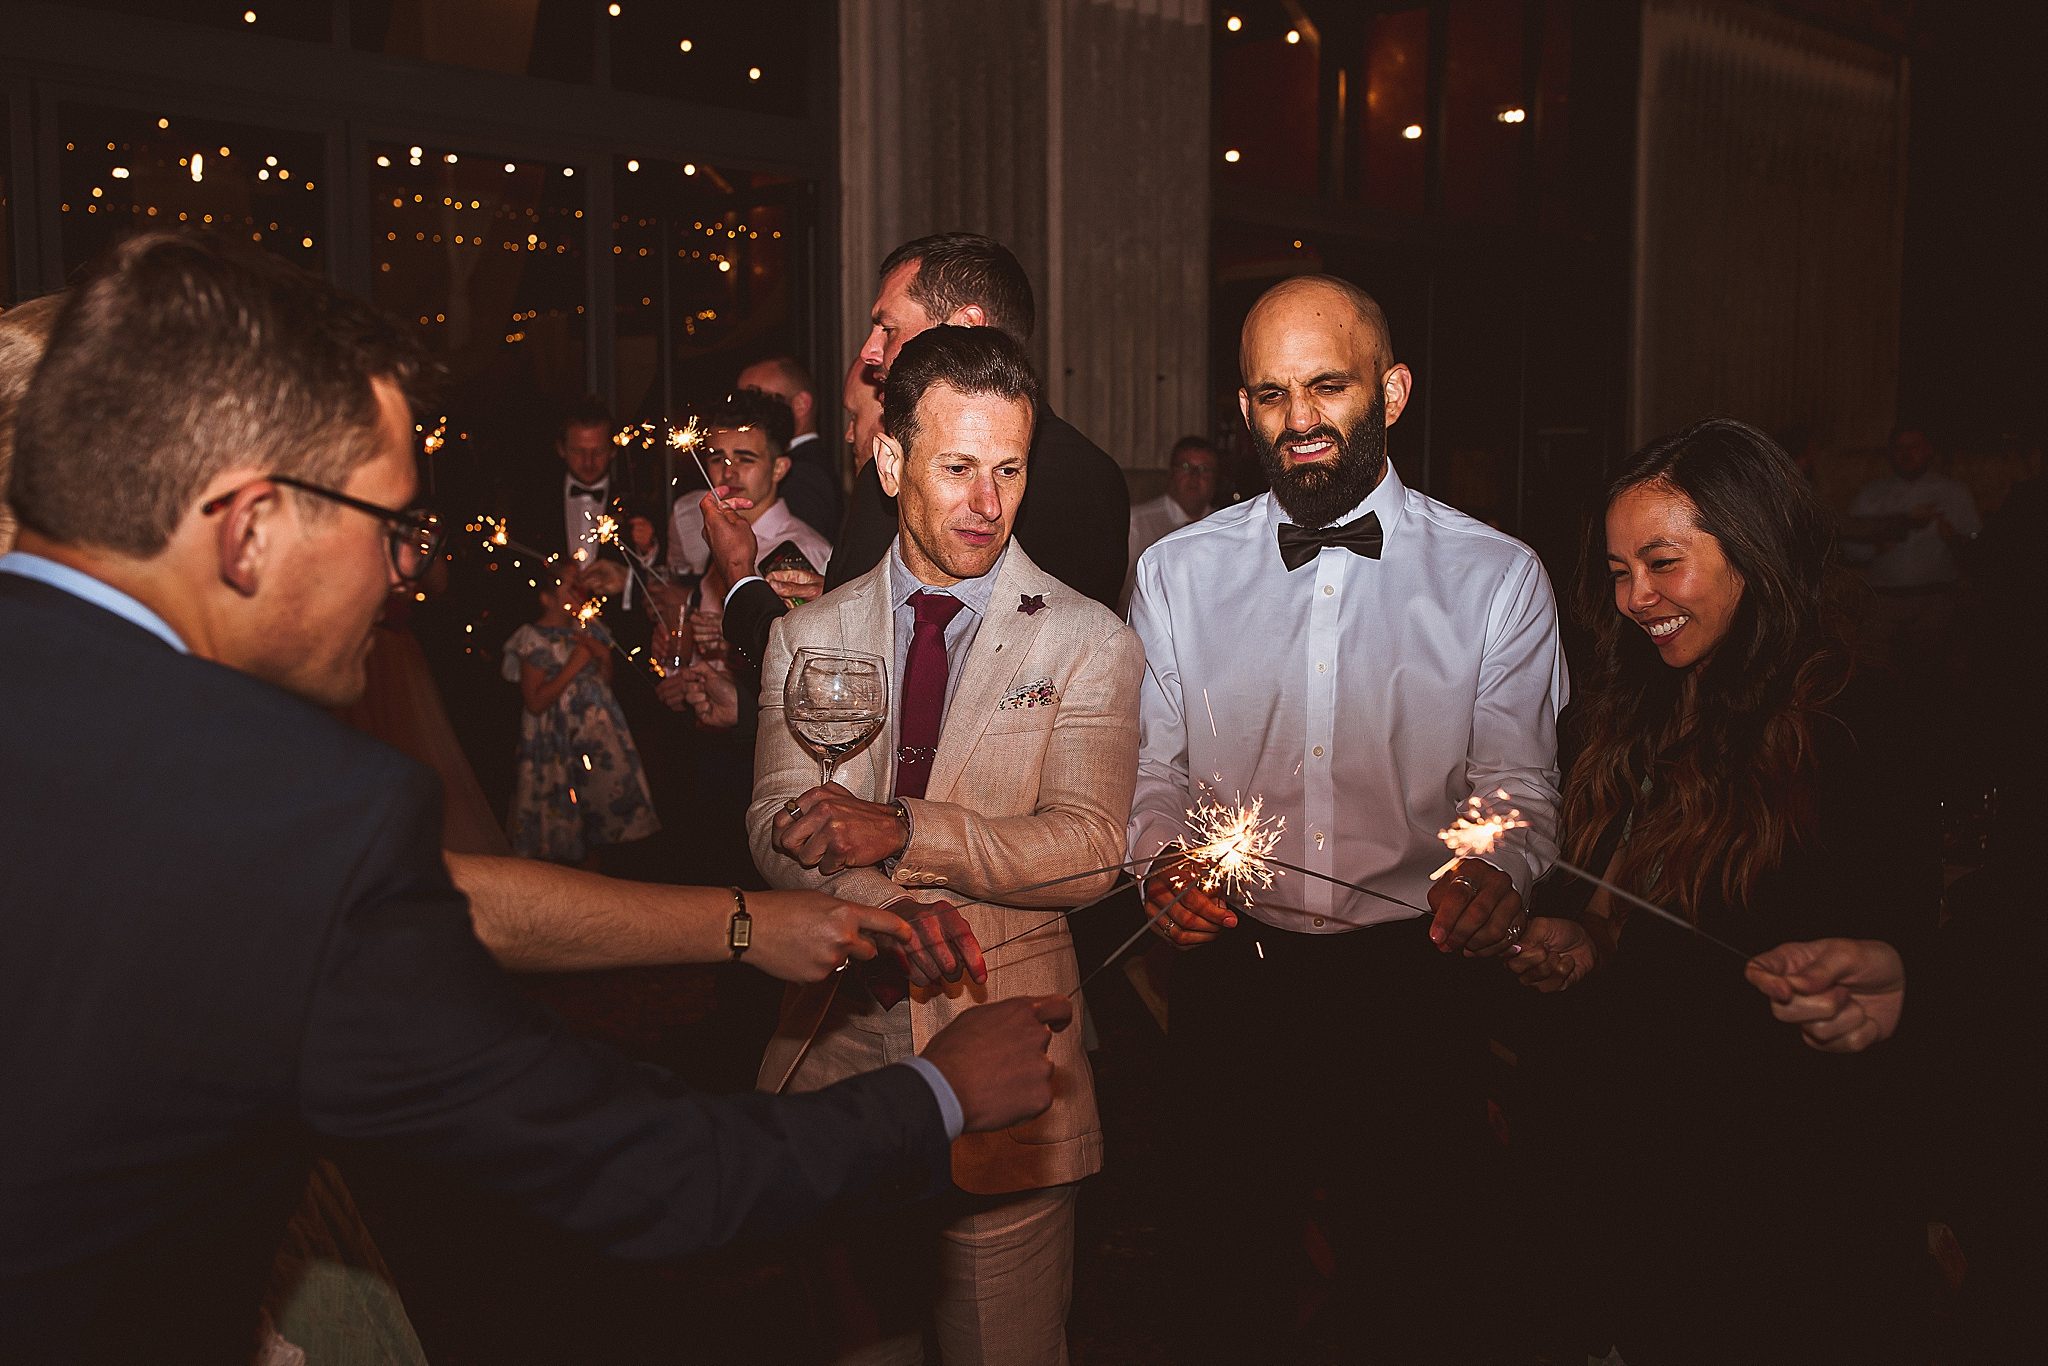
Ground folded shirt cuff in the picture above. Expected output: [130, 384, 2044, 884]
[723, 575, 764, 609]
[898, 1055, 964, 1141]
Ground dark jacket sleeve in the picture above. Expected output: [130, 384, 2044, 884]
[723, 576, 790, 682]
[826, 461, 899, 592]
[296, 768, 948, 1257]
[778, 446, 844, 546]
[1012, 411, 1130, 612]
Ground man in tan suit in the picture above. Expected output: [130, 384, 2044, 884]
[750, 325, 1141, 1366]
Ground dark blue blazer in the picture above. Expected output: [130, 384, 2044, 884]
[0, 571, 946, 1364]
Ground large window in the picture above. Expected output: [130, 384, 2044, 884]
[367, 138, 589, 494]
[610, 153, 812, 422]
[54, 104, 329, 278]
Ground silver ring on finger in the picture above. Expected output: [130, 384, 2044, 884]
[1503, 919, 1525, 945]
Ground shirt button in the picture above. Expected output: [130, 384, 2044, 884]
[1316, 662, 1327, 673]
[1312, 745, 1324, 757]
[1313, 917, 1325, 928]
[1322, 585, 1334, 596]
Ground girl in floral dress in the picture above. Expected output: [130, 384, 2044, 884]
[501, 571, 659, 864]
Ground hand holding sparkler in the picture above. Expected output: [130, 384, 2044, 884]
[1425, 794, 1533, 956]
[1139, 796, 1283, 948]
[1441, 790, 1753, 965]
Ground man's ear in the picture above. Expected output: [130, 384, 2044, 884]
[771, 454, 792, 487]
[875, 432, 906, 498]
[790, 390, 814, 427]
[213, 482, 281, 598]
[945, 303, 987, 329]
[1237, 387, 1253, 431]
[1381, 364, 1415, 426]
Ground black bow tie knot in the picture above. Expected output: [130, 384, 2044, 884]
[568, 482, 606, 500]
[1277, 511, 1383, 571]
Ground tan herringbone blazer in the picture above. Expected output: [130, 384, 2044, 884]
[749, 543, 1142, 1195]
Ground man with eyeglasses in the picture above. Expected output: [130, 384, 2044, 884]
[0, 232, 1077, 1364]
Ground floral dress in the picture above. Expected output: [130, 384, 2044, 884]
[501, 623, 659, 861]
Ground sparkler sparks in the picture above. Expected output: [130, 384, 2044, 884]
[574, 596, 606, 627]
[1433, 789, 1529, 879]
[1182, 795, 1283, 904]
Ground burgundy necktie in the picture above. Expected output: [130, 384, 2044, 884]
[863, 590, 967, 1009]
[894, 591, 967, 800]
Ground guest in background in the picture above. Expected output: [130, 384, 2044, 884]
[1508, 418, 1937, 1364]
[666, 389, 832, 586]
[713, 358, 887, 706]
[738, 354, 842, 537]
[1841, 424, 1979, 673]
[501, 396, 659, 611]
[502, 567, 659, 865]
[831, 232, 1130, 611]
[1122, 435, 1220, 609]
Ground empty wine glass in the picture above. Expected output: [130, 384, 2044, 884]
[785, 647, 887, 785]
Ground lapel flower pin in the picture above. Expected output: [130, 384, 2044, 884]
[1018, 593, 1047, 616]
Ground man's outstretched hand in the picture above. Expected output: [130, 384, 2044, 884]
[919, 995, 1074, 1133]
[1745, 938, 1905, 1054]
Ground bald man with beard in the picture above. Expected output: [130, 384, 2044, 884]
[1125, 275, 1567, 1361]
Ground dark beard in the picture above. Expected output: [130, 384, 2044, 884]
[1251, 391, 1388, 529]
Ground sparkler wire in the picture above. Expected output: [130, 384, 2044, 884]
[1260, 856, 1429, 915]
[1549, 857, 1753, 961]
[1071, 882, 1197, 998]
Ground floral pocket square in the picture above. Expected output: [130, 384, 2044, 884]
[998, 677, 1058, 711]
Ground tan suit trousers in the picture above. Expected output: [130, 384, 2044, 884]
[792, 983, 1077, 1366]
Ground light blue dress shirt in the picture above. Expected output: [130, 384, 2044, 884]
[0, 551, 188, 653]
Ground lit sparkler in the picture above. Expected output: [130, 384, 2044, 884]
[1181, 794, 1283, 903]
[1433, 790, 1530, 880]
[978, 798, 1283, 964]
[1433, 790, 1752, 961]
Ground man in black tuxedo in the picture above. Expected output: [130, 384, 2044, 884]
[0, 232, 1073, 1365]
[500, 395, 662, 618]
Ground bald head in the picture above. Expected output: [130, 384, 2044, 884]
[1237, 274, 1413, 528]
[1239, 275, 1392, 382]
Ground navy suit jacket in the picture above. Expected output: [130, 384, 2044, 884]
[0, 572, 947, 1364]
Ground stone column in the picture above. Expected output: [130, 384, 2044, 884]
[840, 0, 1210, 471]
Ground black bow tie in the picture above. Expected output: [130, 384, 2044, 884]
[1277, 511, 1383, 571]
[568, 483, 606, 501]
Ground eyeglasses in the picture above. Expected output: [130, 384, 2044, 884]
[200, 475, 446, 583]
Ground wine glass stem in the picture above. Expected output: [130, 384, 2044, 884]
[821, 757, 836, 786]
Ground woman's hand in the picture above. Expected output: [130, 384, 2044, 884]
[1504, 915, 1600, 992]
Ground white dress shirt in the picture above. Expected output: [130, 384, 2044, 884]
[563, 472, 609, 561]
[1127, 462, 1567, 933]
[668, 497, 833, 579]
[1123, 492, 1200, 610]
[1845, 472, 1980, 588]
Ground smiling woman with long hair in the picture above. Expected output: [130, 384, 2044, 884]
[1511, 418, 1939, 1364]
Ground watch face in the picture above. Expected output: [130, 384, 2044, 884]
[731, 917, 752, 949]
